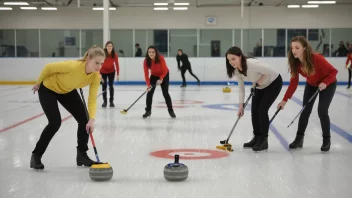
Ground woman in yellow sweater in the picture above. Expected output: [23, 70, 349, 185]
[30, 46, 105, 170]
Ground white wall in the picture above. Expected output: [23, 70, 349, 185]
[0, 6, 351, 29]
[0, 58, 349, 85]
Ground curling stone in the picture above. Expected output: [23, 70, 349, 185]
[164, 155, 188, 181]
[222, 87, 232, 93]
[89, 163, 113, 181]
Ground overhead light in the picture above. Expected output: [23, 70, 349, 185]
[4, 2, 29, 5]
[174, 3, 189, 6]
[0, 7, 13, 10]
[308, 0, 335, 3]
[154, 7, 168, 10]
[173, 7, 188, 10]
[20, 7, 37, 10]
[154, 3, 168, 6]
[287, 5, 300, 8]
[302, 4, 319, 8]
[41, 7, 57, 10]
[92, 7, 116, 10]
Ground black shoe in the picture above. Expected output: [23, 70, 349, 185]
[76, 149, 96, 167]
[30, 153, 44, 170]
[102, 99, 107, 108]
[143, 111, 151, 118]
[243, 135, 259, 148]
[109, 99, 115, 108]
[321, 137, 331, 152]
[289, 134, 304, 149]
[252, 137, 268, 152]
[168, 109, 176, 118]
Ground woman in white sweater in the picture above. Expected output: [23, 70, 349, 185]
[226, 46, 283, 152]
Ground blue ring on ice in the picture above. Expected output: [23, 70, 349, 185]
[202, 103, 252, 111]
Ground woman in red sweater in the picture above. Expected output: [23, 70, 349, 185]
[100, 41, 119, 108]
[277, 36, 338, 152]
[346, 52, 352, 89]
[143, 46, 176, 118]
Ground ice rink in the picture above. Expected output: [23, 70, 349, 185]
[0, 84, 351, 198]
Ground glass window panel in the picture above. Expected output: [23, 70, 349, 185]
[110, 29, 133, 57]
[242, 29, 262, 57]
[199, 29, 232, 57]
[287, 29, 307, 53]
[146, 29, 168, 57]
[16, 29, 39, 57]
[234, 29, 241, 47]
[169, 29, 197, 57]
[308, 29, 331, 57]
[40, 29, 79, 57]
[81, 29, 103, 57]
[0, 29, 15, 57]
[331, 28, 352, 57]
[134, 29, 146, 57]
[263, 29, 286, 57]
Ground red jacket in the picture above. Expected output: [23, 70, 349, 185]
[143, 55, 169, 87]
[346, 52, 352, 68]
[100, 52, 119, 75]
[283, 53, 338, 102]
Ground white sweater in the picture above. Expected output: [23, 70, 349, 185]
[234, 58, 279, 103]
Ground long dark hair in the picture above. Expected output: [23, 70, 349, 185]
[288, 36, 315, 77]
[145, 45, 160, 68]
[226, 46, 248, 78]
[104, 41, 116, 58]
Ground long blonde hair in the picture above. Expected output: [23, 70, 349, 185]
[288, 36, 315, 77]
[79, 45, 106, 61]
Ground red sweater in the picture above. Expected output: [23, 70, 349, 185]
[143, 56, 169, 87]
[283, 53, 338, 102]
[346, 52, 352, 67]
[100, 53, 119, 75]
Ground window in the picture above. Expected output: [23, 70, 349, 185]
[199, 29, 232, 57]
[331, 28, 352, 57]
[40, 29, 80, 57]
[110, 29, 133, 57]
[16, 29, 39, 57]
[134, 29, 147, 57]
[81, 29, 103, 57]
[242, 29, 262, 57]
[263, 29, 286, 57]
[0, 29, 15, 57]
[169, 29, 197, 57]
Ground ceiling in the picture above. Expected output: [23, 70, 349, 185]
[2, 0, 351, 7]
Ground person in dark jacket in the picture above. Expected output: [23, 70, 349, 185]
[176, 49, 200, 87]
[135, 43, 142, 57]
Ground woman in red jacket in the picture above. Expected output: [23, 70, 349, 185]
[277, 36, 338, 152]
[346, 52, 352, 89]
[100, 41, 119, 107]
[143, 46, 176, 118]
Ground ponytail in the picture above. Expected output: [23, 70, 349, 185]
[79, 45, 105, 61]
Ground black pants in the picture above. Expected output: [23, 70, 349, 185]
[348, 69, 351, 88]
[181, 65, 200, 85]
[297, 81, 336, 137]
[251, 75, 283, 137]
[101, 72, 115, 101]
[32, 84, 89, 157]
[146, 72, 173, 111]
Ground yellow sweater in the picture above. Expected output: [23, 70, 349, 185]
[36, 60, 100, 119]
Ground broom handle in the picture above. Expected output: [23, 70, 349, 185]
[125, 84, 156, 111]
[226, 90, 254, 142]
[79, 88, 101, 163]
